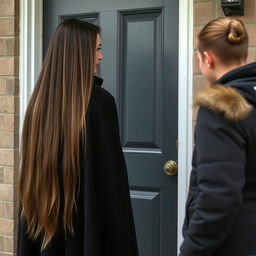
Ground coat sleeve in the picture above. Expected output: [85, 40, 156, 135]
[89, 91, 139, 256]
[180, 107, 247, 256]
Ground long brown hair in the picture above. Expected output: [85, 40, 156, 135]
[19, 19, 100, 249]
[197, 17, 248, 64]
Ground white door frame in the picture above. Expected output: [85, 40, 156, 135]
[19, 0, 43, 127]
[177, 0, 193, 249]
[19, 0, 194, 252]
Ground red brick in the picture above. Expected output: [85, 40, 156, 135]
[0, 18, 16, 36]
[0, 219, 14, 236]
[0, 0, 15, 16]
[194, 2, 215, 25]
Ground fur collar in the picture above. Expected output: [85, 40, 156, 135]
[195, 85, 253, 122]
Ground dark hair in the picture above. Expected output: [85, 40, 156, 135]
[19, 19, 100, 249]
[197, 17, 248, 64]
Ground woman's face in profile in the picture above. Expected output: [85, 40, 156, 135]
[95, 34, 104, 73]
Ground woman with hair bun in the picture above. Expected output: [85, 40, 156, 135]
[180, 17, 256, 256]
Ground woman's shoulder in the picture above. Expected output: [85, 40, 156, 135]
[89, 84, 116, 111]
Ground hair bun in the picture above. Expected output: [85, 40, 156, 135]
[228, 19, 247, 44]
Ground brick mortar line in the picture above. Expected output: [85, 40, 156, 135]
[0, 150, 19, 153]
[0, 199, 19, 201]
[0, 75, 19, 77]
[0, 94, 19, 97]
[194, 1, 216, 4]
[0, 56, 19, 59]
[0, 131, 19, 134]
[0, 113, 19, 115]
[0, 148, 18, 150]
[0, 36, 17, 39]
[0, 213, 18, 215]
[0, 202, 19, 205]
[0, 14, 20, 19]
[0, 204, 17, 207]
[0, 144, 19, 147]
[0, 251, 16, 255]
[0, 216, 16, 220]
[0, 185, 17, 187]
[0, 252, 15, 254]
[0, 136, 19, 138]
[0, 165, 19, 168]
[0, 114, 19, 116]
[194, 23, 256, 27]
[0, 168, 18, 170]
[243, 22, 256, 25]
[0, 113, 19, 116]
[0, 147, 18, 150]
[0, 162, 19, 165]
[0, 16, 19, 19]
[0, 144, 18, 147]
[0, 95, 20, 97]
[0, 96, 19, 98]
[193, 74, 205, 77]
[0, 133, 18, 137]
[0, 56, 20, 58]
[0, 219, 18, 223]
[193, 45, 256, 49]
[0, 252, 14, 255]
[194, 22, 256, 29]
[0, 217, 16, 220]
[0, 169, 18, 171]
[193, 72, 203, 76]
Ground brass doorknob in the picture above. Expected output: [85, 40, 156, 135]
[164, 160, 178, 176]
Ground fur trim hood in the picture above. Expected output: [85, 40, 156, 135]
[195, 62, 256, 122]
[195, 85, 253, 122]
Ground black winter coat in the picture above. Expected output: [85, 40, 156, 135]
[180, 62, 256, 256]
[17, 77, 139, 256]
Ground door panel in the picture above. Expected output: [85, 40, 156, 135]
[120, 10, 163, 150]
[43, 0, 178, 255]
[132, 190, 160, 256]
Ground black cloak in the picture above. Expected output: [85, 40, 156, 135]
[17, 77, 139, 256]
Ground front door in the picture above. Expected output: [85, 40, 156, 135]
[43, 1, 178, 255]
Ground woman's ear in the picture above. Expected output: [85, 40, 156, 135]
[203, 51, 214, 69]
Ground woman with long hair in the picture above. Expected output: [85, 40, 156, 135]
[17, 19, 138, 256]
[180, 17, 256, 256]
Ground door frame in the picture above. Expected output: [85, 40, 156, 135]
[19, 0, 194, 251]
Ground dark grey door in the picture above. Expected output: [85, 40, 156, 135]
[43, 1, 178, 255]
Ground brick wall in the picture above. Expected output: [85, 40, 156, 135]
[193, 0, 256, 121]
[0, 0, 19, 255]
